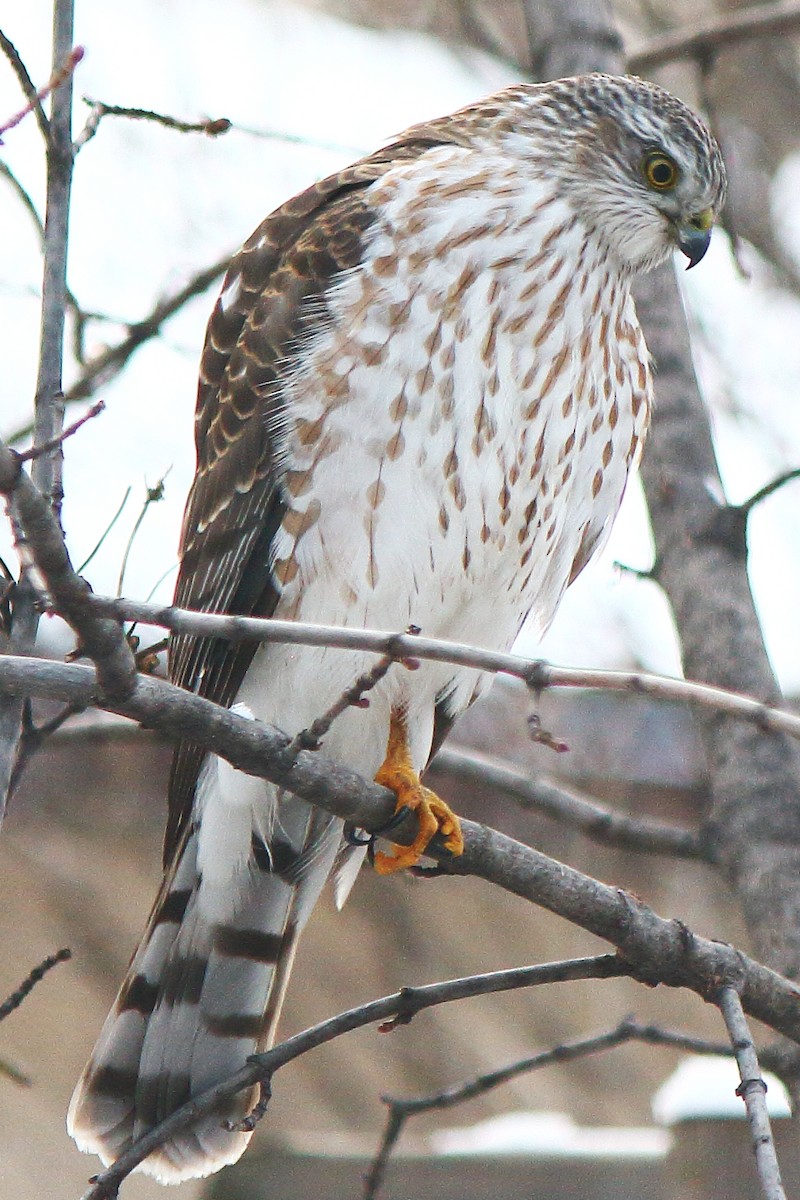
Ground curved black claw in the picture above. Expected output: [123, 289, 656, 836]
[343, 805, 412, 862]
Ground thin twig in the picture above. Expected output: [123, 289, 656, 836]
[75, 97, 231, 150]
[0, 159, 44, 233]
[613, 558, 657, 581]
[76, 486, 131, 574]
[284, 655, 395, 757]
[116, 471, 170, 599]
[0, 159, 94, 348]
[16, 399, 104, 463]
[718, 986, 787, 1200]
[740, 467, 800, 515]
[0, 948, 71, 1022]
[71, 94, 363, 156]
[365, 1015, 733, 1200]
[92, 598, 800, 743]
[217, 121, 364, 156]
[81, 955, 630, 1197]
[0, 44, 83, 143]
[284, 630, 420, 758]
[0, 28, 50, 141]
[629, 0, 800, 71]
[7, 699, 86, 797]
[432, 746, 707, 860]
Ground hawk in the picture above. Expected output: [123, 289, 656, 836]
[69, 73, 725, 1182]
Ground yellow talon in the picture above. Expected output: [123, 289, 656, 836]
[372, 712, 464, 875]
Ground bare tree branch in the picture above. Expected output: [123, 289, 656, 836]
[92, 597, 800, 741]
[62, 255, 230, 408]
[0, 947, 71, 1022]
[72, 957, 643, 1197]
[75, 97, 231, 151]
[0, 439, 136, 702]
[629, 0, 800, 73]
[0, 655, 799, 1050]
[0, 43, 82, 143]
[365, 1015, 734, 1200]
[0, 0, 79, 827]
[0, 27, 50, 141]
[432, 746, 707, 860]
[284, 638, 414, 758]
[16, 399, 104, 464]
[719, 986, 788, 1200]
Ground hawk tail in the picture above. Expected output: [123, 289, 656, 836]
[68, 775, 343, 1184]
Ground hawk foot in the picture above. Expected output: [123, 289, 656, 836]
[372, 713, 464, 874]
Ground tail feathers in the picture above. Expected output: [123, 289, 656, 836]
[68, 800, 343, 1184]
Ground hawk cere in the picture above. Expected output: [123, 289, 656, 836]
[69, 74, 725, 1182]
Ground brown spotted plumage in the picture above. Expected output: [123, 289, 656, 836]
[69, 74, 725, 1183]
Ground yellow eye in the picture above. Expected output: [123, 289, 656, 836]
[643, 151, 679, 191]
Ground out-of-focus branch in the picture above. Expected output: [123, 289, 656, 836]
[432, 745, 707, 859]
[0, 947, 71, 1022]
[79, 956, 631, 1198]
[365, 1015, 733, 1200]
[629, 0, 800, 73]
[66, 255, 229, 407]
[4, 255, 230, 447]
[0, 158, 114, 364]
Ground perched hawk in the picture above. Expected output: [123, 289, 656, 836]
[69, 73, 725, 1182]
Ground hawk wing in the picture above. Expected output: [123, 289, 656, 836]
[165, 135, 458, 862]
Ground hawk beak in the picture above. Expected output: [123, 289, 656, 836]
[676, 207, 715, 269]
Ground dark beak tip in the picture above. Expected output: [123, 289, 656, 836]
[679, 227, 712, 270]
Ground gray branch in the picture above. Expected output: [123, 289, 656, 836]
[365, 1015, 734, 1200]
[0, 0, 77, 827]
[433, 745, 707, 860]
[79, 955, 629, 1198]
[630, 0, 800, 72]
[719, 986, 788, 1200]
[0, 654, 799, 1048]
[0, 439, 137, 702]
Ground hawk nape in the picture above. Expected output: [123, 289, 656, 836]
[69, 73, 725, 1183]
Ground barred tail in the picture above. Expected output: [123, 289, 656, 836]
[68, 767, 343, 1184]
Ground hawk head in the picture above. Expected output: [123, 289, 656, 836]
[503, 73, 727, 274]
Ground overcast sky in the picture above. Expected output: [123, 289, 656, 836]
[2, 0, 799, 691]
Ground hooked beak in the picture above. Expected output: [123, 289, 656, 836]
[676, 207, 715, 269]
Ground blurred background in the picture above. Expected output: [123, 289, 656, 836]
[1, 1, 799, 1197]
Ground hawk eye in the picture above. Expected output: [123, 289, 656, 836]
[643, 151, 678, 191]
